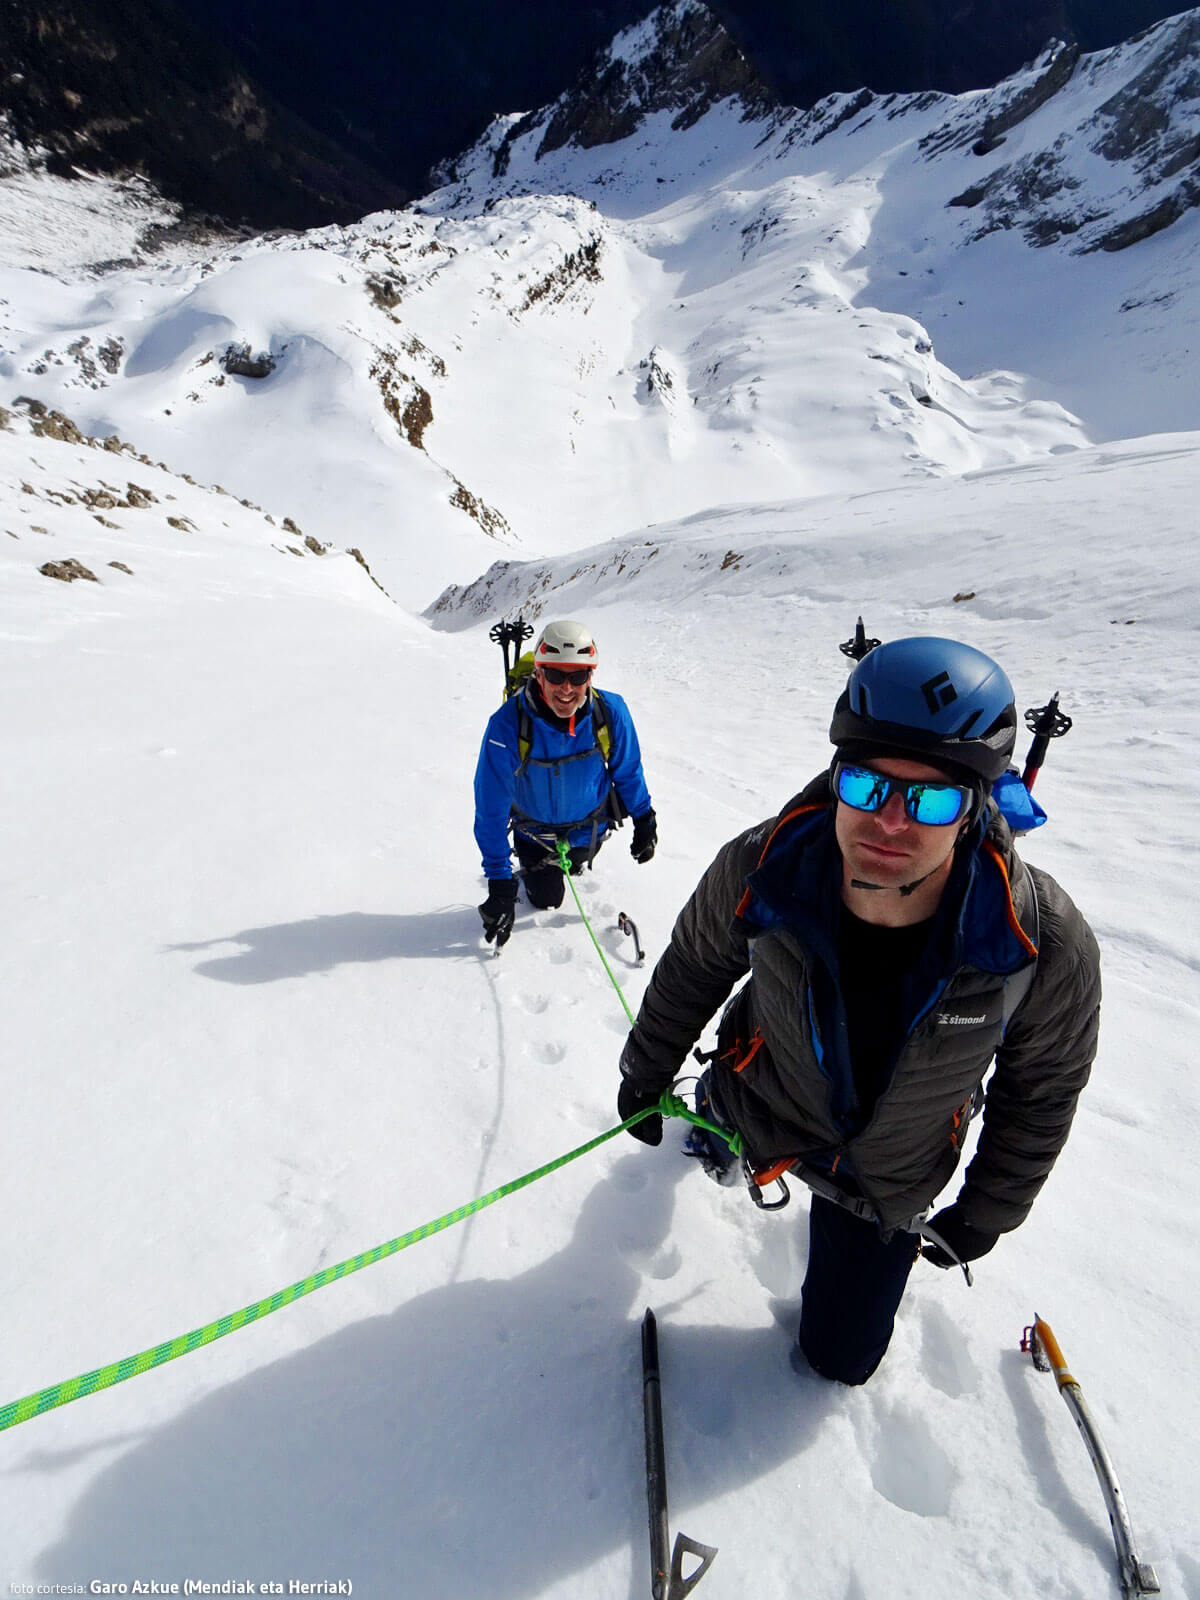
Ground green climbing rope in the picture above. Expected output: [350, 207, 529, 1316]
[556, 838, 637, 1026]
[0, 1098, 695, 1435]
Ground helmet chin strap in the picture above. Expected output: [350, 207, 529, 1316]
[848, 817, 974, 898]
[849, 864, 943, 897]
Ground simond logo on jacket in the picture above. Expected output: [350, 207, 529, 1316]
[938, 1009, 990, 1026]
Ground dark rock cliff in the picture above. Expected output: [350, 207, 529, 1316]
[0, 0, 408, 229]
[535, 1, 773, 157]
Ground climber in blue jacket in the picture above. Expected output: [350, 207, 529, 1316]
[474, 620, 656, 947]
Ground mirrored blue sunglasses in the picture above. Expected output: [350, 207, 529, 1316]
[833, 762, 973, 826]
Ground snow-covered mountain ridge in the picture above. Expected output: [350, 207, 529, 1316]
[2, 2, 1197, 605]
[442, 0, 1200, 258]
[428, 428, 1200, 637]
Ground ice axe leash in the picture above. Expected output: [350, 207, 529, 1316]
[0, 1091, 728, 1436]
[641, 1308, 718, 1599]
[1022, 1316, 1160, 1598]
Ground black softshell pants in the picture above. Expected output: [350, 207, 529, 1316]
[795, 1197, 921, 1386]
[514, 833, 605, 910]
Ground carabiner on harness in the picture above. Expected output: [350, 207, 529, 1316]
[745, 1158, 791, 1211]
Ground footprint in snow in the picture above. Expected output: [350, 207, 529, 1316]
[607, 1162, 649, 1194]
[532, 1040, 567, 1064]
[548, 944, 573, 965]
[516, 993, 550, 1015]
[750, 1224, 806, 1302]
[918, 1301, 979, 1398]
[616, 1235, 683, 1282]
[858, 1398, 955, 1517]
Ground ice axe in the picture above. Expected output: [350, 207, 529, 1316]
[641, 1308, 717, 1600]
[618, 911, 645, 965]
[1022, 1316, 1159, 1597]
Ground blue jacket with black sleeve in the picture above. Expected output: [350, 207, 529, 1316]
[474, 683, 653, 879]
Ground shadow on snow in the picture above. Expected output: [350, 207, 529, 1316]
[165, 907, 485, 982]
[35, 1156, 837, 1596]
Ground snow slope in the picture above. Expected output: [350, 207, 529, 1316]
[2, 4, 1199, 1595]
[2, 399, 1198, 1597]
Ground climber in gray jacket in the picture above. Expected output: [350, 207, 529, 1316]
[617, 636, 1100, 1386]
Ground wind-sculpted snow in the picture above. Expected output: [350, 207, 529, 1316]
[428, 432, 1200, 635]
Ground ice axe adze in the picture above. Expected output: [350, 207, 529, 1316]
[641, 1308, 717, 1600]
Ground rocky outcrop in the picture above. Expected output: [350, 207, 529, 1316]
[925, 39, 1082, 157]
[40, 557, 99, 582]
[934, 11, 1200, 251]
[221, 343, 277, 380]
[536, 1, 774, 158]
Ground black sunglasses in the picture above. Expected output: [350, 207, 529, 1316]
[540, 665, 593, 686]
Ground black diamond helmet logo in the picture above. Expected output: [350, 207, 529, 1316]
[921, 672, 958, 715]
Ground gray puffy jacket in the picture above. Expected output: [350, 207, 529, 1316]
[621, 774, 1100, 1234]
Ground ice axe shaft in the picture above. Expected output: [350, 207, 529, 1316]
[641, 1309, 717, 1600]
[1022, 1316, 1159, 1598]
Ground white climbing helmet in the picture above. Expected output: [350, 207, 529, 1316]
[533, 619, 598, 669]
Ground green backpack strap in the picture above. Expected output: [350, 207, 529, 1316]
[505, 650, 535, 701]
[592, 688, 613, 763]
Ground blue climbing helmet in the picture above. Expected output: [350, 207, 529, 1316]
[830, 637, 1017, 785]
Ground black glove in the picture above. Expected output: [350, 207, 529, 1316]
[478, 877, 519, 947]
[618, 1076, 664, 1146]
[921, 1204, 1000, 1270]
[630, 808, 657, 864]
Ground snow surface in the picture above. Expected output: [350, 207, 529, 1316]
[2, 10, 1199, 1597]
[0, 124, 180, 272]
